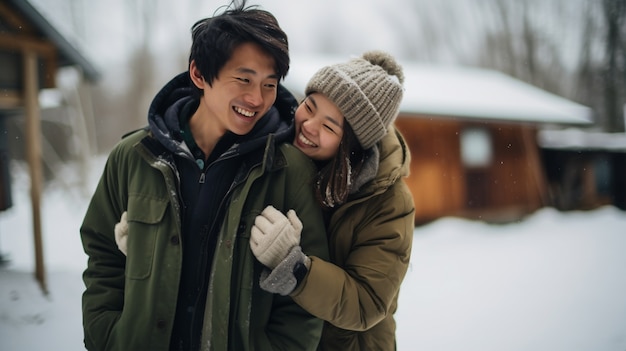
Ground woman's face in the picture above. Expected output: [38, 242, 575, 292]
[293, 93, 345, 161]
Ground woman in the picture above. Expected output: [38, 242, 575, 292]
[250, 50, 415, 350]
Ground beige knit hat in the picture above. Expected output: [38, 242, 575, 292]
[305, 50, 405, 149]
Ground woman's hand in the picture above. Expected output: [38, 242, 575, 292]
[250, 205, 302, 269]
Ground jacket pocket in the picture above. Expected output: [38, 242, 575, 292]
[125, 193, 169, 280]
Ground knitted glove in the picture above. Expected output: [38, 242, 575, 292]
[250, 206, 302, 269]
[259, 245, 311, 296]
[114, 211, 128, 256]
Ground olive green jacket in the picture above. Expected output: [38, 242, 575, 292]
[292, 127, 415, 350]
[81, 129, 329, 350]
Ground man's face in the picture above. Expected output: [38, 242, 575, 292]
[191, 42, 279, 136]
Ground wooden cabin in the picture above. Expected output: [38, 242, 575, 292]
[284, 54, 592, 224]
[395, 117, 547, 223]
[0, 0, 99, 109]
[0, 0, 99, 290]
[539, 128, 626, 211]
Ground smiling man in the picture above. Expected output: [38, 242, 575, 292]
[79, 1, 329, 350]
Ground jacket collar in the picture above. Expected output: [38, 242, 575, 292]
[146, 71, 298, 162]
[350, 126, 411, 196]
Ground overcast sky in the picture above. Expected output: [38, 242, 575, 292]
[29, 0, 591, 69]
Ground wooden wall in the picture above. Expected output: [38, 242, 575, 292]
[396, 117, 464, 223]
[395, 115, 546, 224]
[0, 1, 58, 110]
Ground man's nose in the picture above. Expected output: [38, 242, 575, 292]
[244, 86, 263, 107]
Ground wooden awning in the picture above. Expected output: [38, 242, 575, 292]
[1, 0, 99, 294]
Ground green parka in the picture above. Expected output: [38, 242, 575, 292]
[291, 127, 415, 350]
[81, 77, 329, 350]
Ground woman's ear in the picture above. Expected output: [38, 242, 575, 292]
[189, 60, 205, 89]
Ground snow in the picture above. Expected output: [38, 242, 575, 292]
[284, 54, 594, 126]
[2, 158, 626, 350]
[539, 128, 626, 152]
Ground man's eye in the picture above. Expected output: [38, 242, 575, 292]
[236, 77, 249, 83]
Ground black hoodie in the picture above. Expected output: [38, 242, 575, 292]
[146, 71, 298, 351]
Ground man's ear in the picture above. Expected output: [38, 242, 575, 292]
[189, 60, 205, 89]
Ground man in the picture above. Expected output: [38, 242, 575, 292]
[80, 1, 328, 350]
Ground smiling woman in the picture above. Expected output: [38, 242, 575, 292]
[248, 51, 415, 351]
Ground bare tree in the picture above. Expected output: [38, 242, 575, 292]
[471, 0, 626, 133]
[574, 0, 606, 128]
[475, 0, 568, 94]
[603, 0, 626, 133]
[125, 0, 158, 129]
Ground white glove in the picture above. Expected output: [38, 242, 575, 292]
[114, 211, 128, 256]
[250, 206, 302, 269]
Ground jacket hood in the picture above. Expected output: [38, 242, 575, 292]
[351, 126, 411, 196]
[147, 71, 298, 159]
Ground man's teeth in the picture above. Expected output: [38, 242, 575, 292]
[235, 107, 255, 117]
[298, 133, 317, 147]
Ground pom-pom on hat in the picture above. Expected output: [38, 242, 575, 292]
[305, 50, 405, 149]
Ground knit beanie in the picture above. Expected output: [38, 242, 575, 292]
[305, 50, 405, 149]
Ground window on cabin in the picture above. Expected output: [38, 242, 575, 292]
[461, 127, 493, 168]
[594, 155, 612, 197]
[461, 127, 493, 209]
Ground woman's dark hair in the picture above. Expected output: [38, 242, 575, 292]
[188, 0, 289, 96]
[314, 123, 366, 209]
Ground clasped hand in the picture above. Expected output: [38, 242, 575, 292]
[250, 205, 302, 269]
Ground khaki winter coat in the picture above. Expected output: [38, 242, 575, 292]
[81, 129, 329, 351]
[292, 127, 415, 350]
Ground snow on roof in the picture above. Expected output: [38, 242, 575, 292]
[283, 54, 593, 125]
[538, 128, 626, 152]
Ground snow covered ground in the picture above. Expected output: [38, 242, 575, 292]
[1, 157, 626, 351]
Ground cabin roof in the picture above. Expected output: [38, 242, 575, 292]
[4, 0, 100, 82]
[284, 54, 592, 126]
[539, 128, 626, 152]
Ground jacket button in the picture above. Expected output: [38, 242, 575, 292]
[156, 319, 166, 329]
[170, 236, 180, 245]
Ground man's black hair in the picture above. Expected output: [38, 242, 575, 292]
[189, 0, 289, 95]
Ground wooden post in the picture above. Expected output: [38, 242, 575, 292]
[23, 49, 47, 295]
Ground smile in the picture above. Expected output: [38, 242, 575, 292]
[234, 106, 256, 117]
[298, 132, 317, 147]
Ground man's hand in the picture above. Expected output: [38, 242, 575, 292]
[114, 211, 128, 256]
[250, 205, 302, 269]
